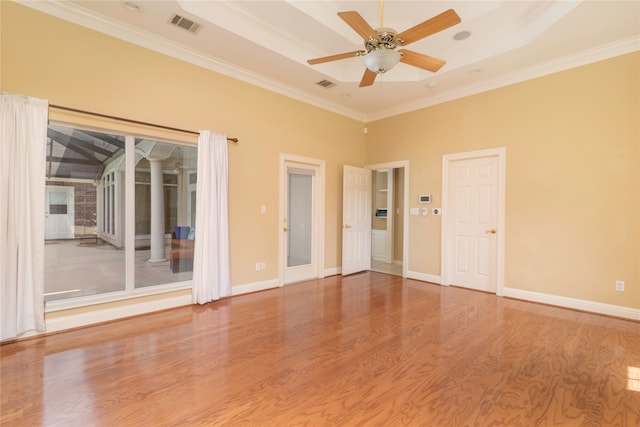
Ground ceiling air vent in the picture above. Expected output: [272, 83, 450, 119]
[168, 13, 202, 34]
[316, 80, 336, 89]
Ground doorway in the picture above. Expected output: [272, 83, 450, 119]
[367, 161, 409, 278]
[442, 148, 505, 295]
[280, 154, 325, 285]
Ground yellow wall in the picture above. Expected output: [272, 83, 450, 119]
[1, 2, 365, 289]
[366, 52, 640, 309]
[2, 2, 638, 318]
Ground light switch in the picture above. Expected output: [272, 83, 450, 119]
[260, 204, 267, 214]
[422, 208, 428, 216]
[410, 207, 419, 216]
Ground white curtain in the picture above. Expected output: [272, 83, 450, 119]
[1, 93, 48, 339]
[192, 131, 231, 304]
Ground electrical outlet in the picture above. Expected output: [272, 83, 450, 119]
[255, 262, 261, 272]
[615, 280, 624, 292]
[261, 262, 266, 270]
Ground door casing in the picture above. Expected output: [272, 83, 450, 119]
[279, 154, 325, 285]
[441, 148, 506, 295]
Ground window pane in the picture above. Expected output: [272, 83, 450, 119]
[134, 139, 197, 287]
[287, 173, 313, 267]
[44, 125, 126, 302]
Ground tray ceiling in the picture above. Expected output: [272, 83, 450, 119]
[20, 0, 640, 121]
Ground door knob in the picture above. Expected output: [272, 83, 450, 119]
[486, 229, 497, 234]
[284, 227, 289, 232]
[344, 224, 352, 229]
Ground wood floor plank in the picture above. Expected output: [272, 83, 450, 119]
[1, 272, 639, 426]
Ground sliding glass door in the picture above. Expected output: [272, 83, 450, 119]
[44, 124, 197, 303]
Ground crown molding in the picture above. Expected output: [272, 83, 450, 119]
[366, 36, 640, 122]
[15, 0, 367, 122]
[15, 1, 639, 124]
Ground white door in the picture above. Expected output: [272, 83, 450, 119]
[342, 165, 372, 275]
[283, 162, 320, 284]
[446, 156, 499, 292]
[45, 186, 75, 240]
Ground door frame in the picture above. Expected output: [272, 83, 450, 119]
[279, 153, 325, 285]
[366, 160, 410, 278]
[441, 148, 506, 295]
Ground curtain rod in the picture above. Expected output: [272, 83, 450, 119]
[49, 104, 239, 143]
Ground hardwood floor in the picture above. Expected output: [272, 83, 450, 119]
[2, 272, 639, 426]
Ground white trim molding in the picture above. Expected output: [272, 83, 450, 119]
[19, 278, 279, 340]
[231, 279, 279, 296]
[366, 36, 640, 121]
[16, 2, 639, 123]
[278, 153, 326, 286]
[407, 271, 441, 285]
[35, 292, 192, 339]
[324, 267, 341, 277]
[15, 0, 366, 122]
[503, 287, 640, 321]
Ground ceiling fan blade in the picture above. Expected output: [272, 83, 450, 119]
[338, 11, 380, 41]
[307, 51, 364, 65]
[396, 9, 461, 46]
[359, 68, 377, 87]
[399, 49, 446, 72]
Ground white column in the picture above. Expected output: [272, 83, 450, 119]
[148, 158, 166, 262]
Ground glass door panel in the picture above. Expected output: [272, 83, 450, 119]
[44, 125, 126, 301]
[134, 140, 197, 288]
[287, 172, 312, 267]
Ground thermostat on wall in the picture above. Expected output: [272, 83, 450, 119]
[419, 194, 431, 204]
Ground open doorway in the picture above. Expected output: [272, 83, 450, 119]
[367, 161, 409, 277]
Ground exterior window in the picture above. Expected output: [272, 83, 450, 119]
[43, 125, 197, 303]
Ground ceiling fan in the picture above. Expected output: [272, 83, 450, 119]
[307, 2, 461, 87]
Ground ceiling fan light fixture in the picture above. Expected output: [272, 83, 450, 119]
[362, 49, 402, 74]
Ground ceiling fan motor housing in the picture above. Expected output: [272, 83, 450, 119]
[365, 28, 400, 52]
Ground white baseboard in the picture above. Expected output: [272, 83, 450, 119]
[231, 278, 280, 296]
[41, 293, 193, 336]
[29, 279, 279, 339]
[24, 275, 635, 341]
[324, 267, 341, 276]
[406, 271, 441, 284]
[503, 287, 640, 321]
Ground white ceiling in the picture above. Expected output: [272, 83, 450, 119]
[22, 0, 640, 122]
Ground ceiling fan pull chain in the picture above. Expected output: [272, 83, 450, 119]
[379, 0, 384, 29]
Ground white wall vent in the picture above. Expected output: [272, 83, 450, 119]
[168, 14, 202, 34]
[316, 80, 336, 89]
